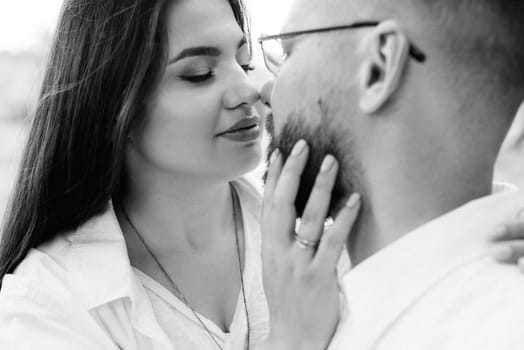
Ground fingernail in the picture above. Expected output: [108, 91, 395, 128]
[320, 155, 336, 173]
[346, 193, 361, 208]
[270, 149, 280, 164]
[491, 246, 513, 261]
[291, 140, 308, 156]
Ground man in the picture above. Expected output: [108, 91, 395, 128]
[260, 0, 524, 348]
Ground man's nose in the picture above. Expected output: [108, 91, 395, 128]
[260, 80, 274, 108]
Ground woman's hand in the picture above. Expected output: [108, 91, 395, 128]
[259, 140, 360, 350]
[489, 217, 524, 271]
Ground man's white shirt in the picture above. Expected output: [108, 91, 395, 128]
[331, 184, 524, 350]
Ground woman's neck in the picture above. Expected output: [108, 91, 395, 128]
[120, 162, 236, 255]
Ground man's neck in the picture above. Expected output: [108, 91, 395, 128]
[347, 167, 494, 267]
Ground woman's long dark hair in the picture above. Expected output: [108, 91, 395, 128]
[0, 0, 249, 285]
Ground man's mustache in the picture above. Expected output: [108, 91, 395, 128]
[264, 112, 275, 137]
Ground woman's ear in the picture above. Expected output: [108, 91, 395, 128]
[359, 20, 410, 114]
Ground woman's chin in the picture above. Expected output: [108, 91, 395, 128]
[226, 149, 264, 180]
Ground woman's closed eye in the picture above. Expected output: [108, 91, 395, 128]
[180, 70, 215, 83]
[179, 61, 254, 83]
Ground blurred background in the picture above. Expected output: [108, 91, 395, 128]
[0, 0, 522, 223]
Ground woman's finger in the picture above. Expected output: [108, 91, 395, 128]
[490, 241, 524, 263]
[261, 148, 287, 250]
[313, 193, 361, 273]
[264, 140, 309, 248]
[293, 155, 339, 260]
[489, 220, 524, 242]
[271, 140, 309, 209]
[263, 148, 283, 205]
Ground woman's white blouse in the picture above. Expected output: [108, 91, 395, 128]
[0, 178, 269, 350]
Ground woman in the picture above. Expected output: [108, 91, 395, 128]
[0, 0, 265, 348]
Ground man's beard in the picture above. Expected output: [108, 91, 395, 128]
[265, 108, 357, 218]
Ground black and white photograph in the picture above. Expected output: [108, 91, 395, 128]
[1, 0, 524, 349]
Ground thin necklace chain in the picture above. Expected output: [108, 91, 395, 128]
[119, 183, 250, 350]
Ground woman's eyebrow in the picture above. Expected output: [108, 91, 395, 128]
[168, 37, 248, 65]
[168, 47, 221, 65]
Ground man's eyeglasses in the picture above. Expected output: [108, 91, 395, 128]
[258, 21, 426, 76]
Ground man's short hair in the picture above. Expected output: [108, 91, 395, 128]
[414, 0, 524, 88]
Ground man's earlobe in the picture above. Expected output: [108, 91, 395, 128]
[359, 20, 410, 114]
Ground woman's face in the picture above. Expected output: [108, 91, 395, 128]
[131, 0, 262, 182]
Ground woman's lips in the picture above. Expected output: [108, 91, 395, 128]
[217, 116, 261, 142]
[218, 124, 261, 142]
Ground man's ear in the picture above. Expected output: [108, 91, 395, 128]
[359, 20, 410, 114]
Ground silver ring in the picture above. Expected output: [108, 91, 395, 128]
[293, 232, 320, 250]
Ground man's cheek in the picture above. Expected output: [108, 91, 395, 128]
[273, 76, 302, 114]
[271, 94, 292, 132]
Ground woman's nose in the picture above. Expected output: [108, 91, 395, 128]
[223, 78, 260, 110]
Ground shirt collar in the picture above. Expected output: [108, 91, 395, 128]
[65, 201, 138, 308]
[339, 184, 524, 340]
[64, 201, 172, 347]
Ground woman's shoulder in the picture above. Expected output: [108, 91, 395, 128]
[1, 203, 119, 300]
[0, 270, 120, 350]
[1, 230, 77, 299]
[0, 288, 107, 350]
[0, 235, 84, 341]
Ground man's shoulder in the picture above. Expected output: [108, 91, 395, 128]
[413, 256, 524, 326]
[445, 256, 524, 301]
[467, 184, 524, 217]
[373, 258, 524, 349]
